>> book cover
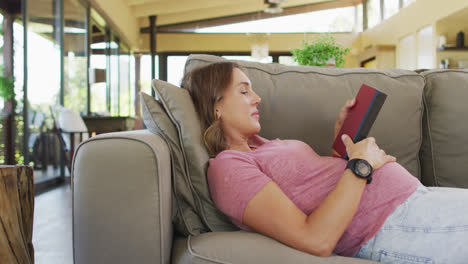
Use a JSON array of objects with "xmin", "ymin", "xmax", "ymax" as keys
[{"xmin": 332, "ymin": 84, "xmax": 387, "ymax": 159}]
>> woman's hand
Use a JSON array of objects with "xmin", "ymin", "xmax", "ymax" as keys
[
  {"xmin": 342, "ymin": 134, "xmax": 396, "ymax": 170},
  {"xmin": 334, "ymin": 98, "xmax": 356, "ymax": 140}
]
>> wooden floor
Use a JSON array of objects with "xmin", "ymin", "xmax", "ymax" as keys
[{"xmin": 33, "ymin": 183, "xmax": 73, "ymax": 264}]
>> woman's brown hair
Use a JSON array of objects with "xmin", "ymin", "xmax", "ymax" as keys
[{"xmin": 181, "ymin": 62, "xmax": 241, "ymax": 158}]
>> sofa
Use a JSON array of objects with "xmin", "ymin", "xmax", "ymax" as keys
[{"xmin": 72, "ymin": 54, "xmax": 468, "ymax": 264}]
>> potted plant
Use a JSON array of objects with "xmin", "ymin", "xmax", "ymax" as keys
[{"xmin": 291, "ymin": 34, "xmax": 351, "ymax": 67}]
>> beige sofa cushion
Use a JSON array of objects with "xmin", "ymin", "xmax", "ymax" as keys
[
  {"xmin": 185, "ymin": 54, "xmax": 425, "ymax": 179},
  {"xmin": 420, "ymin": 69, "xmax": 468, "ymax": 187}
]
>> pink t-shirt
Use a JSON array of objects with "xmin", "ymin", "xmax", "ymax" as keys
[{"xmin": 207, "ymin": 135, "xmax": 419, "ymax": 257}]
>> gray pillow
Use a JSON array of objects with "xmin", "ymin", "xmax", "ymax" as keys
[
  {"xmin": 140, "ymin": 92, "xmax": 208, "ymax": 235},
  {"xmin": 142, "ymin": 79, "xmax": 238, "ymax": 236}
]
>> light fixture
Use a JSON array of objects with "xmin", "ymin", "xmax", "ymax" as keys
[{"xmin": 263, "ymin": 0, "xmax": 287, "ymax": 14}]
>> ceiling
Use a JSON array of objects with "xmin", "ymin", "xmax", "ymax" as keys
[
  {"xmin": 125, "ymin": 0, "xmax": 359, "ymax": 30},
  {"xmin": 88, "ymin": 0, "xmax": 360, "ymax": 50}
]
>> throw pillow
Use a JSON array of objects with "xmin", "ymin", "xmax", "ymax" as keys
[
  {"xmin": 143, "ymin": 80, "xmax": 238, "ymax": 236},
  {"xmin": 151, "ymin": 80, "xmax": 238, "ymax": 233},
  {"xmin": 140, "ymin": 92, "xmax": 208, "ymax": 235}
]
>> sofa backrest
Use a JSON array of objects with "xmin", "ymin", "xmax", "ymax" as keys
[
  {"xmin": 420, "ymin": 69, "xmax": 468, "ymax": 187},
  {"xmin": 185, "ymin": 55, "xmax": 425, "ymax": 179}
]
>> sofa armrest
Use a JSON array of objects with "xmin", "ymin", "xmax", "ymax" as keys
[{"xmin": 72, "ymin": 129, "xmax": 172, "ymax": 264}]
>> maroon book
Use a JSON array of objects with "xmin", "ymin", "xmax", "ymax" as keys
[{"xmin": 332, "ymin": 84, "xmax": 387, "ymax": 159}]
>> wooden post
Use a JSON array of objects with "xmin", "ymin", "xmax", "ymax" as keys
[
  {"xmin": 3, "ymin": 13, "xmax": 16, "ymax": 165},
  {"xmin": 134, "ymin": 54, "xmax": 141, "ymax": 118},
  {"xmin": 149, "ymin": 15, "xmax": 157, "ymax": 97},
  {"xmin": 0, "ymin": 165, "xmax": 35, "ymax": 264}
]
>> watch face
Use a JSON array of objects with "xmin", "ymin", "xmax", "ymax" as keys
[{"xmin": 356, "ymin": 160, "xmax": 371, "ymax": 177}]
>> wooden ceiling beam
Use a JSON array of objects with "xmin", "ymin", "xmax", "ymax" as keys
[{"xmin": 140, "ymin": 0, "xmax": 361, "ymax": 33}]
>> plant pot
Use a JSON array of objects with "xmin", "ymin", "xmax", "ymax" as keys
[{"xmin": 325, "ymin": 57, "xmax": 336, "ymax": 67}]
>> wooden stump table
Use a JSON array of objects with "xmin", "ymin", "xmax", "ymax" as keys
[{"xmin": 0, "ymin": 165, "xmax": 35, "ymax": 264}]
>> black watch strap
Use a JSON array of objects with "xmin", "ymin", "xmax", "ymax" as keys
[{"xmin": 346, "ymin": 159, "xmax": 373, "ymax": 184}]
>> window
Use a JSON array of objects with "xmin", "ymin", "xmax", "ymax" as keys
[
  {"xmin": 367, "ymin": 0, "xmax": 381, "ymax": 29},
  {"xmin": 417, "ymin": 26, "xmax": 434, "ymax": 69},
  {"xmin": 399, "ymin": 34, "xmax": 416, "ymax": 70},
  {"xmin": 355, "ymin": 4, "xmax": 364, "ymax": 33},
  {"xmin": 222, "ymin": 55, "xmax": 273, "ymax": 64},
  {"xmin": 90, "ymin": 15, "xmax": 107, "ymax": 115},
  {"xmin": 109, "ymin": 34, "xmax": 119, "ymax": 116},
  {"xmin": 2, "ymin": 1, "xmax": 137, "ymax": 179},
  {"xmin": 384, "ymin": 0, "xmax": 399, "ymax": 19},
  {"xmin": 139, "ymin": 54, "xmax": 158, "ymax": 95},
  {"xmin": 27, "ymin": 0, "xmax": 62, "ymax": 179},
  {"xmin": 119, "ymin": 44, "xmax": 131, "ymax": 116},
  {"xmin": 63, "ymin": 0, "xmax": 87, "ymax": 115},
  {"xmin": 403, "ymin": 0, "xmax": 416, "ymax": 8},
  {"xmin": 27, "ymin": 1, "xmax": 61, "ymax": 112},
  {"xmin": 196, "ymin": 7, "xmax": 356, "ymax": 33},
  {"xmin": 279, "ymin": 56, "xmax": 298, "ymax": 66},
  {"xmin": 129, "ymin": 55, "xmax": 135, "ymax": 116},
  {"xmin": 168, "ymin": 56, "xmax": 187, "ymax": 86}
]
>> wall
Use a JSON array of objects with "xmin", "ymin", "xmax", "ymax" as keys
[
  {"xmin": 88, "ymin": 0, "xmax": 139, "ymax": 49},
  {"xmin": 358, "ymin": 0, "xmax": 468, "ymax": 69},
  {"xmin": 435, "ymin": 7, "xmax": 468, "ymax": 68},
  {"xmin": 359, "ymin": 0, "xmax": 468, "ymax": 49}
]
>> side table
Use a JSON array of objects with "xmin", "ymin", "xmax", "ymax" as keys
[{"xmin": 0, "ymin": 165, "xmax": 35, "ymax": 264}]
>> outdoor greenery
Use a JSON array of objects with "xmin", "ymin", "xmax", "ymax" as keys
[
  {"xmin": 0, "ymin": 69, "xmax": 14, "ymax": 100},
  {"xmin": 64, "ymin": 56, "xmax": 88, "ymax": 114},
  {"xmin": 291, "ymin": 34, "xmax": 351, "ymax": 67},
  {"xmin": 0, "ymin": 15, "xmax": 15, "ymax": 102}
]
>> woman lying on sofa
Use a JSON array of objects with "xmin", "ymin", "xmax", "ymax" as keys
[{"xmin": 181, "ymin": 62, "xmax": 468, "ymax": 264}]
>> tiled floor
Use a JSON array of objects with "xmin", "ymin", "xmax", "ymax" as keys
[
  {"xmin": 34, "ymin": 165, "xmax": 70, "ymax": 182},
  {"xmin": 33, "ymin": 184, "xmax": 73, "ymax": 264}
]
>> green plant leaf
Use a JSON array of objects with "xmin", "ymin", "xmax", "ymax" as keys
[{"xmin": 290, "ymin": 33, "xmax": 351, "ymax": 67}]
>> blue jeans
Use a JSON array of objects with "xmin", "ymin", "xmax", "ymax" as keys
[{"xmin": 354, "ymin": 184, "xmax": 468, "ymax": 264}]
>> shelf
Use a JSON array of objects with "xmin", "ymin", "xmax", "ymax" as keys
[{"xmin": 437, "ymin": 47, "xmax": 468, "ymax": 51}]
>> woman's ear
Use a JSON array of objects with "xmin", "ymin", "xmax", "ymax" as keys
[{"xmin": 215, "ymin": 109, "xmax": 221, "ymax": 120}]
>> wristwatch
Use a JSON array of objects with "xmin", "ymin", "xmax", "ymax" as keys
[{"xmin": 346, "ymin": 159, "xmax": 373, "ymax": 184}]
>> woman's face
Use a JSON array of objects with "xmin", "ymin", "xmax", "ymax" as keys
[{"xmin": 215, "ymin": 68, "xmax": 262, "ymax": 140}]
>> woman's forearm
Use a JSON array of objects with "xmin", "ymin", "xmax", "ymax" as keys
[{"xmin": 303, "ymin": 169, "xmax": 367, "ymax": 256}]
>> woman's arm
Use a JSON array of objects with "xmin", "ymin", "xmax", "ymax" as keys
[
  {"xmin": 243, "ymin": 135, "xmax": 396, "ymax": 257},
  {"xmin": 243, "ymin": 169, "xmax": 364, "ymax": 257}
]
